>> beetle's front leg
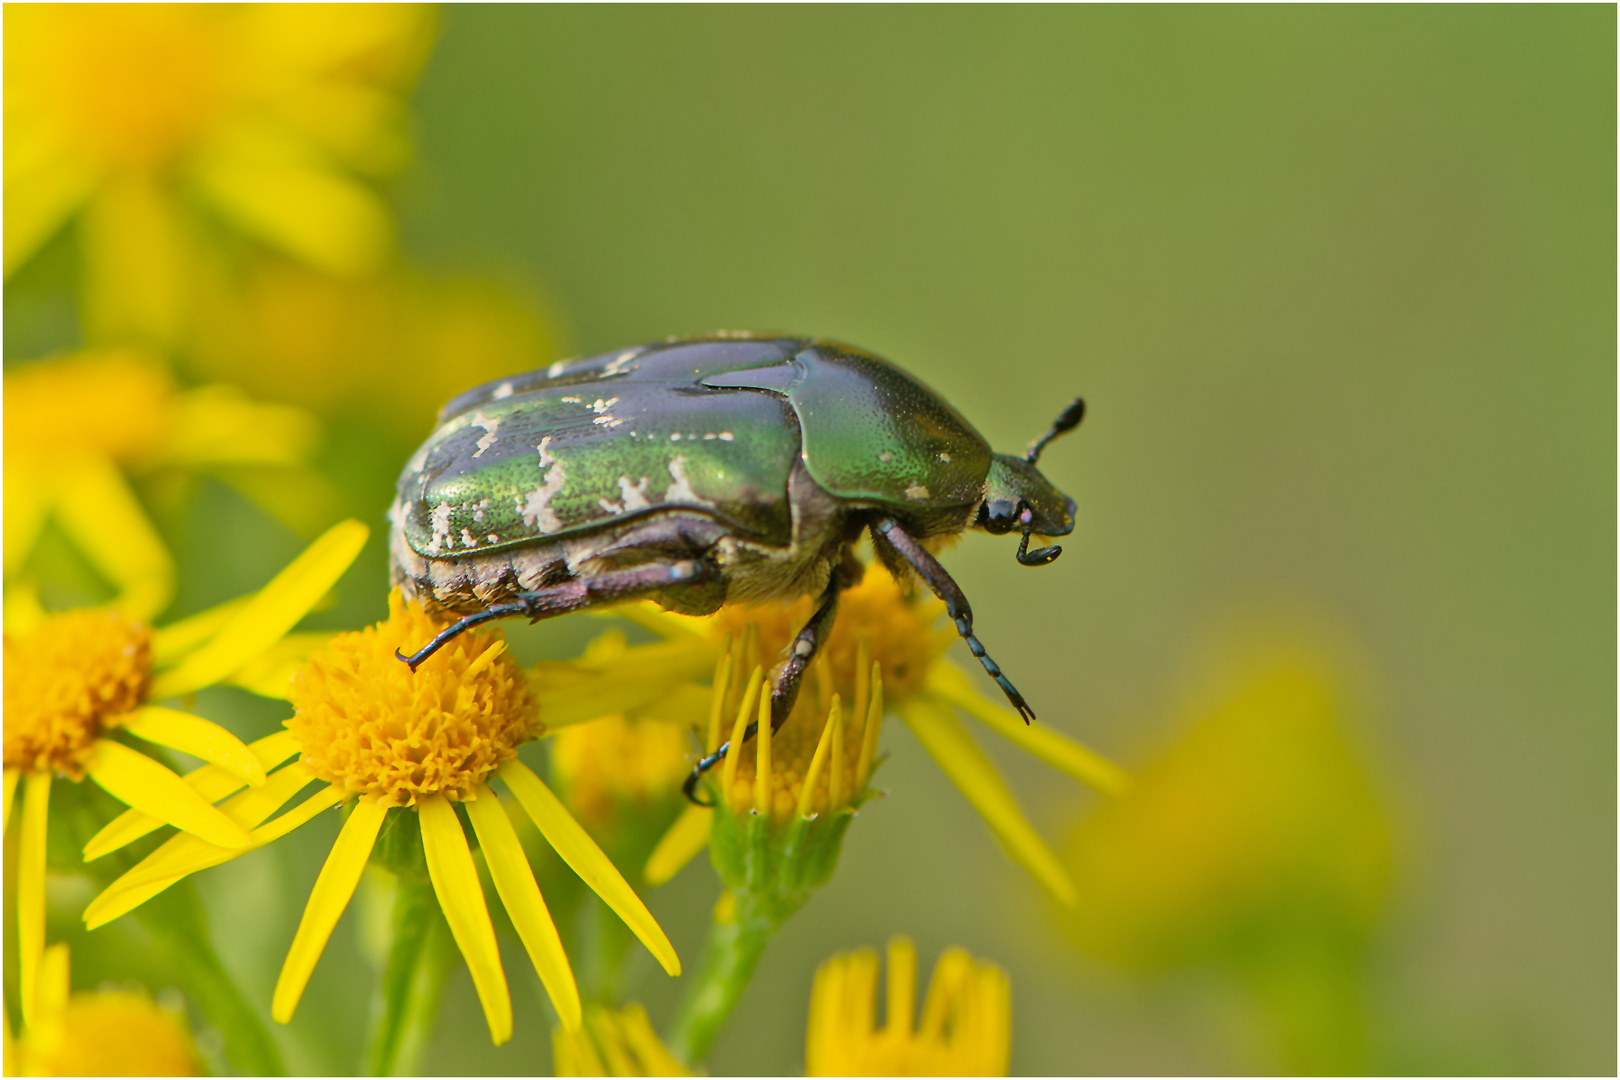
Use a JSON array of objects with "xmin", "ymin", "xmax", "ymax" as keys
[
  {"xmin": 871, "ymin": 516, "xmax": 1037, "ymax": 723},
  {"xmin": 682, "ymin": 577, "xmax": 843, "ymax": 804},
  {"xmin": 396, "ymin": 559, "xmax": 714, "ymax": 670}
]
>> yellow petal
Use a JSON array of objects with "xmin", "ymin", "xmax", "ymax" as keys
[
  {"xmin": 619, "ymin": 1002, "xmax": 690, "ymax": 1076},
  {"xmin": 898, "ymin": 699, "xmax": 1078, "ymax": 906},
  {"xmin": 84, "ymin": 730, "xmax": 300, "ymax": 860},
  {"xmin": 529, "ymin": 637, "xmax": 717, "ymax": 729},
  {"xmin": 17, "ymin": 771, "xmax": 50, "ymax": 1026},
  {"xmin": 79, "ymin": 178, "xmax": 192, "ymax": 344},
  {"xmin": 796, "ymin": 697, "xmax": 840, "ymax": 819},
  {"xmin": 499, "ymin": 760, "xmax": 680, "ymax": 976},
  {"xmin": 886, "ymin": 936, "xmax": 917, "ymax": 1036},
  {"xmin": 150, "ymin": 597, "xmax": 249, "ymax": 666},
  {"xmin": 855, "ymin": 662, "xmax": 884, "ymax": 790},
  {"xmin": 3, "ymin": 460, "xmax": 49, "ymax": 577},
  {"xmin": 3, "ymin": 768, "xmax": 18, "ymax": 833},
  {"xmin": 86, "ymin": 739, "xmax": 250, "ymax": 849},
  {"xmin": 192, "ymin": 124, "xmax": 391, "ymax": 276},
  {"xmin": 419, "ymin": 794, "xmax": 511, "ymax": 1045},
  {"xmin": 644, "ymin": 803, "xmax": 712, "ymax": 887},
  {"xmin": 928, "ymin": 664, "xmax": 1132, "ymax": 796},
  {"xmin": 36, "ymin": 942, "xmax": 71, "ymax": 1025},
  {"xmin": 272, "ymin": 799, "xmax": 386, "ymax": 1023},
  {"xmin": 3, "ymin": 134, "xmax": 96, "ymax": 276},
  {"xmin": 164, "ymin": 386, "xmax": 319, "ymax": 466},
  {"xmin": 85, "ymin": 770, "xmax": 336, "ymax": 930},
  {"xmin": 53, "ymin": 454, "xmax": 175, "ymax": 621},
  {"xmin": 754, "ymin": 674, "xmax": 772, "ymax": 814},
  {"xmin": 149, "ymin": 519, "xmax": 367, "ymax": 699},
  {"xmin": 120, "ymin": 706, "xmax": 267, "ymax": 788},
  {"xmin": 465, "ymin": 786, "xmax": 582, "ymax": 1033},
  {"xmin": 222, "ymin": 631, "xmax": 336, "ymax": 700}
]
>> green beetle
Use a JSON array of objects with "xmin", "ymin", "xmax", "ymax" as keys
[{"xmin": 390, "ymin": 334, "xmax": 1084, "ymax": 798}]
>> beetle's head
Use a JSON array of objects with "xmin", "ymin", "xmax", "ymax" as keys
[{"xmin": 976, "ymin": 398, "xmax": 1084, "ymax": 567}]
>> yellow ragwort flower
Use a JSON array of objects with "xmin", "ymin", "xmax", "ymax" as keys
[
  {"xmin": 6, "ymin": 3, "xmax": 434, "ymax": 342},
  {"xmin": 5, "ymin": 350, "xmax": 321, "ymax": 620},
  {"xmin": 552, "ymin": 1002, "xmax": 690, "ymax": 1078},
  {"xmin": 3, "ymin": 519, "xmax": 367, "ymax": 1033},
  {"xmin": 1055, "ymin": 635, "xmax": 1395, "ymax": 972},
  {"xmin": 82, "ymin": 591, "xmax": 681, "ymax": 1045},
  {"xmin": 806, "ymin": 937, "xmax": 1012, "ymax": 1077},
  {"xmin": 544, "ymin": 571, "xmax": 1130, "ymax": 902},
  {"xmin": 5, "ymin": 944, "xmax": 199, "ymax": 1076}
]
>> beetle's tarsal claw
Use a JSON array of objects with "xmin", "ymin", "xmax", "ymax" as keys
[
  {"xmin": 1015, "ymin": 528, "xmax": 1063, "ymax": 567},
  {"xmin": 394, "ymin": 647, "xmax": 421, "ymax": 671}
]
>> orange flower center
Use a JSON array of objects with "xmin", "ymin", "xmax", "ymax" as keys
[
  {"xmin": 288, "ymin": 593, "xmax": 539, "ymax": 807},
  {"xmin": 3, "ymin": 609, "xmax": 152, "ymax": 777}
]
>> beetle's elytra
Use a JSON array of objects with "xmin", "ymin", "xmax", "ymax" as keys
[{"xmin": 389, "ymin": 334, "xmax": 1084, "ymax": 800}]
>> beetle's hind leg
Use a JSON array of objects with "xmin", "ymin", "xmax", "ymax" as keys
[
  {"xmin": 682, "ymin": 577, "xmax": 843, "ymax": 804},
  {"xmin": 871, "ymin": 516, "xmax": 1037, "ymax": 723},
  {"xmin": 396, "ymin": 559, "xmax": 715, "ymax": 670}
]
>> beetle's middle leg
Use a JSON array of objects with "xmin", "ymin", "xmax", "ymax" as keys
[
  {"xmin": 871, "ymin": 516, "xmax": 1037, "ymax": 723},
  {"xmin": 396, "ymin": 559, "xmax": 715, "ymax": 670},
  {"xmin": 682, "ymin": 577, "xmax": 843, "ymax": 804}
]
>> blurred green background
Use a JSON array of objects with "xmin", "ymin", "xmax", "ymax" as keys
[{"xmin": 10, "ymin": 6, "xmax": 1613, "ymax": 1075}]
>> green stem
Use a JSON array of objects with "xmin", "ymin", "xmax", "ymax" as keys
[
  {"xmin": 367, "ymin": 869, "xmax": 451, "ymax": 1076},
  {"xmin": 665, "ymin": 892, "xmax": 777, "ymax": 1067}
]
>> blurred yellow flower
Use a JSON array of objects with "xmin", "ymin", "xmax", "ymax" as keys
[
  {"xmin": 553, "ymin": 1002, "xmax": 690, "ymax": 1078},
  {"xmin": 5, "ymin": 944, "xmax": 199, "ymax": 1076},
  {"xmin": 5, "ymin": 3, "xmax": 434, "ymax": 342},
  {"xmin": 188, "ymin": 258, "xmax": 560, "ymax": 435},
  {"xmin": 539, "ymin": 571, "xmax": 1129, "ymax": 903},
  {"xmin": 1054, "ymin": 636, "xmax": 1395, "ymax": 971},
  {"xmin": 806, "ymin": 937, "xmax": 1011, "ymax": 1077},
  {"xmin": 82, "ymin": 591, "xmax": 681, "ymax": 1046},
  {"xmin": 3, "ymin": 519, "xmax": 367, "ymax": 1033},
  {"xmin": 4, "ymin": 350, "xmax": 322, "ymax": 620}
]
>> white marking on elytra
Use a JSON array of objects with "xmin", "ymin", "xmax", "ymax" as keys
[
  {"xmin": 461, "ymin": 528, "xmax": 477, "ymax": 549},
  {"xmin": 520, "ymin": 458, "xmax": 568, "ymax": 533},
  {"xmin": 664, "ymin": 456, "xmax": 711, "ymax": 507},
  {"xmin": 937, "ymin": 451, "xmax": 952, "ymax": 463},
  {"xmin": 487, "ymin": 534, "xmax": 500, "ymax": 544},
  {"xmin": 670, "ymin": 432, "xmax": 681, "ymax": 441},
  {"xmin": 560, "ymin": 396, "xmax": 583, "ymax": 404},
  {"xmin": 878, "ymin": 451, "xmax": 894, "ymax": 464},
  {"xmin": 492, "ymin": 382, "xmax": 515, "ymax": 399},
  {"xmin": 905, "ymin": 483, "xmax": 930, "ymax": 500},
  {"xmin": 547, "ymin": 360, "xmax": 568, "ymax": 378},
  {"xmin": 601, "ymin": 350, "xmax": 637, "ymax": 376},
  {"xmin": 719, "ymin": 431, "xmax": 734, "ymax": 441},
  {"xmin": 536, "ymin": 436, "xmax": 556, "ymax": 467},
  {"xmin": 618, "ymin": 475, "xmax": 652, "ymax": 512},
  {"xmin": 428, "ymin": 501, "xmax": 454, "ymax": 555},
  {"xmin": 472, "ymin": 498, "xmax": 491, "ymax": 523},
  {"xmin": 469, "ymin": 411, "xmax": 501, "ymax": 457},
  {"xmin": 599, "ymin": 497, "xmax": 624, "ymax": 515}
]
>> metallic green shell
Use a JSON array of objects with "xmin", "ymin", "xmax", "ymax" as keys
[{"xmin": 396, "ymin": 335, "xmax": 998, "ymax": 562}]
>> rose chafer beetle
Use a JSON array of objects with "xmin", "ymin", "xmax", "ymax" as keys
[{"xmin": 389, "ymin": 334, "xmax": 1085, "ymax": 800}]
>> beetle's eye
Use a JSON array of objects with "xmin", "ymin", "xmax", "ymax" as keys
[{"xmin": 983, "ymin": 498, "xmax": 1019, "ymax": 534}]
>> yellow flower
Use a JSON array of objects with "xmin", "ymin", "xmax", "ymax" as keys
[
  {"xmin": 806, "ymin": 937, "xmax": 1012, "ymax": 1077},
  {"xmin": 5, "ymin": 350, "xmax": 322, "ymax": 620},
  {"xmin": 553, "ymin": 1003, "xmax": 690, "ymax": 1078},
  {"xmin": 5, "ymin": 3, "xmax": 434, "ymax": 343},
  {"xmin": 189, "ymin": 258, "xmax": 561, "ymax": 436},
  {"xmin": 5, "ymin": 943, "xmax": 200, "ymax": 1076},
  {"xmin": 1054, "ymin": 635, "xmax": 1395, "ymax": 971},
  {"xmin": 546, "ymin": 571, "xmax": 1130, "ymax": 902},
  {"xmin": 82, "ymin": 592, "xmax": 681, "ymax": 1045},
  {"xmin": 3, "ymin": 519, "xmax": 367, "ymax": 1033}
]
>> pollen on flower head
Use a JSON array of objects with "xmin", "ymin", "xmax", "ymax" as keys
[
  {"xmin": 709, "ymin": 570, "xmax": 952, "ymax": 706},
  {"xmin": 288, "ymin": 591, "xmax": 538, "ymax": 806},
  {"xmin": 3, "ymin": 609, "xmax": 151, "ymax": 777}
]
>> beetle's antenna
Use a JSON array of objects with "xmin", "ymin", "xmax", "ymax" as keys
[{"xmin": 1026, "ymin": 397, "xmax": 1086, "ymax": 464}]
